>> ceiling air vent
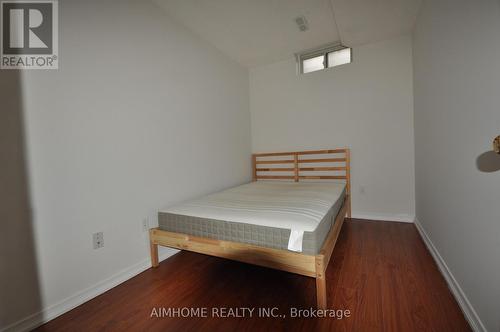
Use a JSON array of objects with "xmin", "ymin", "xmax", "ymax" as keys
[{"xmin": 295, "ymin": 15, "xmax": 309, "ymax": 32}]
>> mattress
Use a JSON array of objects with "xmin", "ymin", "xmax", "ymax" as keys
[{"xmin": 158, "ymin": 181, "xmax": 346, "ymax": 254}]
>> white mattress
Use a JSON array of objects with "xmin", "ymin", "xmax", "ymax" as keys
[{"xmin": 159, "ymin": 181, "xmax": 346, "ymax": 252}]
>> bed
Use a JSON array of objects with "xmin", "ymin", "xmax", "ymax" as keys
[{"xmin": 149, "ymin": 149, "xmax": 351, "ymax": 309}]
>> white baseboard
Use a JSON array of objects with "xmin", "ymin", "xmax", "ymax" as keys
[
  {"xmin": 351, "ymin": 212, "xmax": 415, "ymax": 223},
  {"xmin": 1, "ymin": 249, "xmax": 178, "ymax": 332},
  {"xmin": 414, "ymin": 219, "xmax": 486, "ymax": 332}
]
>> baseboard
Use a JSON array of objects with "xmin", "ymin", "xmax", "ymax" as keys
[
  {"xmin": 414, "ymin": 219, "xmax": 486, "ymax": 332},
  {"xmin": 1, "ymin": 248, "xmax": 178, "ymax": 332},
  {"xmin": 351, "ymin": 212, "xmax": 415, "ymax": 223}
]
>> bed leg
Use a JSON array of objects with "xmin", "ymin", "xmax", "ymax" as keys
[
  {"xmin": 315, "ymin": 255, "xmax": 327, "ymax": 309},
  {"xmin": 316, "ymin": 275, "xmax": 327, "ymax": 309},
  {"xmin": 150, "ymin": 239, "xmax": 159, "ymax": 268},
  {"xmin": 346, "ymin": 195, "xmax": 352, "ymax": 219}
]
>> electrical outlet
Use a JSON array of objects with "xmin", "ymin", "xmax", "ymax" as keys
[
  {"xmin": 360, "ymin": 186, "xmax": 366, "ymax": 194},
  {"xmin": 93, "ymin": 232, "xmax": 104, "ymax": 249},
  {"xmin": 142, "ymin": 218, "xmax": 149, "ymax": 232}
]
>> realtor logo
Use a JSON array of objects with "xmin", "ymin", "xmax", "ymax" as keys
[{"xmin": 1, "ymin": 0, "xmax": 58, "ymax": 69}]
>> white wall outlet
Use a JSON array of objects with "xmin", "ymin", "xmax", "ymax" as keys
[
  {"xmin": 93, "ymin": 232, "xmax": 104, "ymax": 249},
  {"xmin": 360, "ymin": 186, "xmax": 366, "ymax": 194},
  {"xmin": 142, "ymin": 218, "xmax": 149, "ymax": 232}
]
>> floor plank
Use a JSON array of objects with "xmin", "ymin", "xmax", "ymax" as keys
[{"xmin": 35, "ymin": 219, "xmax": 471, "ymax": 332}]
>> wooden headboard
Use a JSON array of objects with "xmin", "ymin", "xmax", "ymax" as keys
[{"xmin": 252, "ymin": 148, "xmax": 351, "ymax": 197}]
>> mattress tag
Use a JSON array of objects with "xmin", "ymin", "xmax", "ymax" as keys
[{"xmin": 288, "ymin": 229, "xmax": 304, "ymax": 252}]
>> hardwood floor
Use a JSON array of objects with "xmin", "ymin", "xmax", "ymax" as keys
[{"xmin": 35, "ymin": 219, "xmax": 471, "ymax": 332}]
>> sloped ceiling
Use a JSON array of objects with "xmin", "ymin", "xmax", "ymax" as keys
[
  {"xmin": 332, "ymin": 0, "xmax": 422, "ymax": 46},
  {"xmin": 154, "ymin": 0, "xmax": 421, "ymax": 67}
]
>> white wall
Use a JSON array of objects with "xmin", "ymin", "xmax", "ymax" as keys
[
  {"xmin": 413, "ymin": 1, "xmax": 500, "ymax": 331},
  {"xmin": 250, "ymin": 35, "xmax": 415, "ymax": 221},
  {"xmin": 14, "ymin": 0, "xmax": 251, "ymax": 328},
  {"xmin": 0, "ymin": 71, "xmax": 42, "ymax": 330}
]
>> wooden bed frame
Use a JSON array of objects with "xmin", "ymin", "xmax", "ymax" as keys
[{"xmin": 149, "ymin": 148, "xmax": 351, "ymax": 309}]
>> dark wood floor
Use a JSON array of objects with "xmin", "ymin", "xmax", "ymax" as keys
[{"xmin": 36, "ymin": 219, "xmax": 470, "ymax": 332}]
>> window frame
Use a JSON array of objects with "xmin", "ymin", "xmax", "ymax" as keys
[{"xmin": 296, "ymin": 43, "xmax": 352, "ymax": 74}]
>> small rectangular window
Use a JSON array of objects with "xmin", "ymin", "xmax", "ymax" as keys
[
  {"xmin": 302, "ymin": 55, "xmax": 325, "ymax": 74},
  {"xmin": 297, "ymin": 44, "xmax": 351, "ymax": 74},
  {"xmin": 327, "ymin": 48, "xmax": 351, "ymax": 68}
]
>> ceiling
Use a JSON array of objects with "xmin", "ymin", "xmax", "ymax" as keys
[{"xmin": 154, "ymin": 0, "xmax": 421, "ymax": 67}]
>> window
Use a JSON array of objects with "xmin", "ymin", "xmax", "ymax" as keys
[
  {"xmin": 297, "ymin": 44, "xmax": 352, "ymax": 74},
  {"xmin": 302, "ymin": 55, "xmax": 324, "ymax": 73},
  {"xmin": 327, "ymin": 48, "xmax": 351, "ymax": 68}
]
